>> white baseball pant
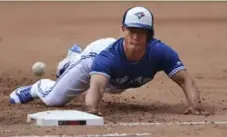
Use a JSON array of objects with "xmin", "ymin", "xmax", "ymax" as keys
[{"xmin": 29, "ymin": 37, "xmax": 123, "ymax": 106}]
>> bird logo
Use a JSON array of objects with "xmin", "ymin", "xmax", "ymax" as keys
[{"xmin": 134, "ymin": 12, "xmax": 145, "ymax": 19}]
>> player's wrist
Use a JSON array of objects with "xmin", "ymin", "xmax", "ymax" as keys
[{"xmin": 189, "ymin": 98, "xmax": 201, "ymax": 109}]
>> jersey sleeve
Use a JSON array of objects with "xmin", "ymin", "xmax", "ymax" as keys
[
  {"xmin": 158, "ymin": 45, "xmax": 185, "ymax": 77},
  {"xmin": 90, "ymin": 51, "xmax": 114, "ymax": 79}
]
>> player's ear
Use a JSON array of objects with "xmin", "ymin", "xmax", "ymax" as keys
[
  {"xmin": 120, "ymin": 26, "xmax": 126, "ymax": 37},
  {"xmin": 121, "ymin": 26, "xmax": 124, "ymax": 32}
]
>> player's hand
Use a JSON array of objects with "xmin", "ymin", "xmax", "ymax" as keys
[
  {"xmin": 184, "ymin": 106, "xmax": 209, "ymax": 115},
  {"xmin": 87, "ymin": 109, "xmax": 103, "ymax": 116},
  {"xmin": 82, "ymin": 105, "xmax": 103, "ymax": 116}
]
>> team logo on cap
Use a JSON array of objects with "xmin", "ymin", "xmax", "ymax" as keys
[{"xmin": 134, "ymin": 12, "xmax": 145, "ymax": 19}]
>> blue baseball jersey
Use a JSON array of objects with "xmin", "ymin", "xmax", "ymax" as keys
[{"xmin": 90, "ymin": 38, "xmax": 185, "ymax": 89}]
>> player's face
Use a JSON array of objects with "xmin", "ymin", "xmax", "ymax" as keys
[{"xmin": 122, "ymin": 27, "xmax": 148, "ymax": 48}]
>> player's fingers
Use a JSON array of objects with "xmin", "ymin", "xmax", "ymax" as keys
[
  {"xmin": 200, "ymin": 110, "xmax": 210, "ymax": 115},
  {"xmin": 97, "ymin": 111, "xmax": 103, "ymax": 116},
  {"xmin": 194, "ymin": 110, "xmax": 201, "ymax": 115},
  {"xmin": 184, "ymin": 107, "xmax": 200, "ymax": 115},
  {"xmin": 88, "ymin": 110, "xmax": 103, "ymax": 116},
  {"xmin": 193, "ymin": 108, "xmax": 210, "ymax": 115},
  {"xmin": 184, "ymin": 108, "xmax": 191, "ymax": 115}
]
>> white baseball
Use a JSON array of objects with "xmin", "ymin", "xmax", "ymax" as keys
[{"xmin": 32, "ymin": 62, "xmax": 46, "ymax": 76}]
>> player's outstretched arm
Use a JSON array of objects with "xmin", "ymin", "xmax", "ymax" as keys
[
  {"xmin": 84, "ymin": 74, "xmax": 109, "ymax": 116},
  {"xmin": 171, "ymin": 69, "xmax": 208, "ymax": 115}
]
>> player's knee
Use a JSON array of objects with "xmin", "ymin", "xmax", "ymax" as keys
[
  {"xmin": 43, "ymin": 99, "xmax": 66, "ymax": 107},
  {"xmin": 41, "ymin": 92, "xmax": 71, "ymax": 107},
  {"xmin": 43, "ymin": 95, "xmax": 73, "ymax": 107},
  {"xmin": 56, "ymin": 59, "xmax": 70, "ymax": 78}
]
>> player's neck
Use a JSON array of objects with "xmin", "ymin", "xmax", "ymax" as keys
[{"xmin": 123, "ymin": 40, "xmax": 146, "ymax": 62}]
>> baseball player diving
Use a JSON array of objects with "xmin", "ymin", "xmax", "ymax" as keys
[{"xmin": 9, "ymin": 6, "xmax": 208, "ymax": 116}]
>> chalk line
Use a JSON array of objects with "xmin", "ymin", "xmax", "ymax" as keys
[
  {"xmin": 11, "ymin": 121, "xmax": 227, "ymax": 137},
  {"xmin": 12, "ymin": 133, "xmax": 150, "ymax": 137},
  {"xmin": 116, "ymin": 121, "xmax": 227, "ymax": 126}
]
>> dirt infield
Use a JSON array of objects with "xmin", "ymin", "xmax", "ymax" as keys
[{"xmin": 0, "ymin": 1, "xmax": 227, "ymax": 137}]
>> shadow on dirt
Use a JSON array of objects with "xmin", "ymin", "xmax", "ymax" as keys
[{"xmin": 101, "ymin": 101, "xmax": 186, "ymax": 115}]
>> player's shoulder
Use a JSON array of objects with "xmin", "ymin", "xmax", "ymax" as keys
[
  {"xmin": 91, "ymin": 38, "xmax": 123, "ymax": 72},
  {"xmin": 148, "ymin": 38, "xmax": 173, "ymax": 51},
  {"xmin": 147, "ymin": 38, "xmax": 178, "ymax": 57},
  {"xmin": 104, "ymin": 37, "xmax": 123, "ymax": 50},
  {"xmin": 92, "ymin": 37, "xmax": 124, "ymax": 68},
  {"xmin": 99, "ymin": 37, "xmax": 124, "ymax": 55}
]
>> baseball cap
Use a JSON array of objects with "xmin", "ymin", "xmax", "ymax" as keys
[{"xmin": 122, "ymin": 6, "xmax": 154, "ymax": 30}]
